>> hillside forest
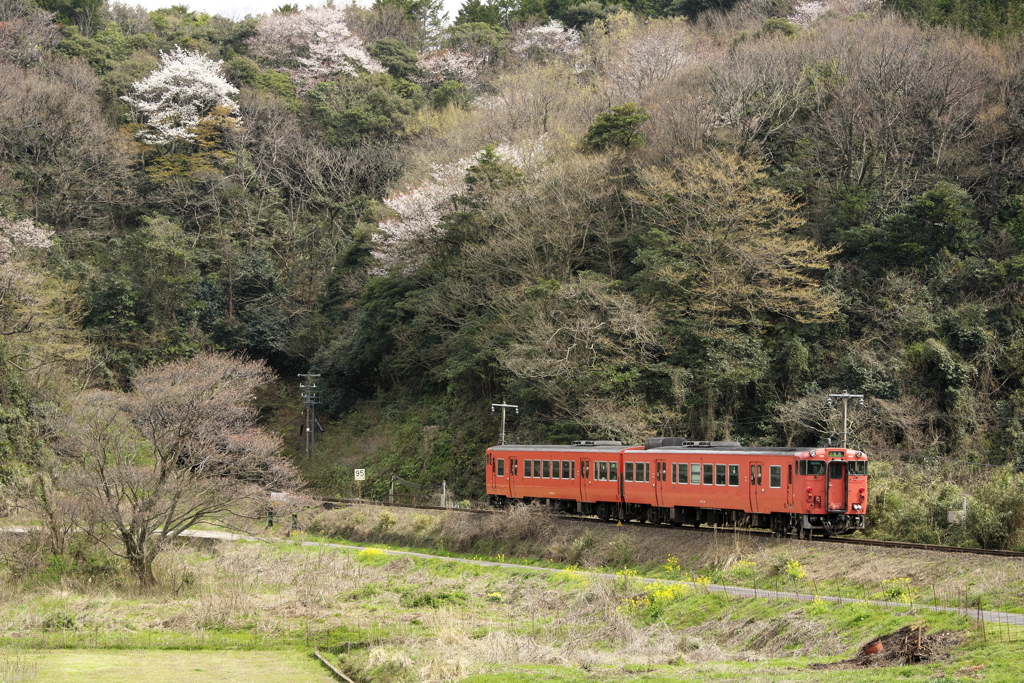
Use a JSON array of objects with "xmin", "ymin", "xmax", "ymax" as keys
[{"xmin": 4, "ymin": 0, "xmax": 1024, "ymax": 563}]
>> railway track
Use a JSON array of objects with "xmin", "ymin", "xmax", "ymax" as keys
[{"xmin": 318, "ymin": 497, "xmax": 1024, "ymax": 559}]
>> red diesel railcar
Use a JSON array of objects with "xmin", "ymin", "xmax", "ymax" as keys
[{"xmin": 485, "ymin": 438, "xmax": 868, "ymax": 536}]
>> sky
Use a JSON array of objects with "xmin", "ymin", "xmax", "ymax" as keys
[{"xmin": 128, "ymin": 0, "xmax": 465, "ymax": 23}]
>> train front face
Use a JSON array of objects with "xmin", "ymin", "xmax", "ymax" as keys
[{"xmin": 797, "ymin": 447, "xmax": 867, "ymax": 534}]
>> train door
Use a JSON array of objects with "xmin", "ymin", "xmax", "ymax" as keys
[
  {"xmin": 787, "ymin": 464, "xmax": 794, "ymax": 508},
  {"xmin": 580, "ymin": 458, "xmax": 592, "ymax": 502},
  {"xmin": 748, "ymin": 461, "xmax": 763, "ymax": 512},
  {"xmin": 654, "ymin": 459, "xmax": 667, "ymax": 507},
  {"xmin": 827, "ymin": 460, "xmax": 847, "ymax": 511},
  {"xmin": 508, "ymin": 458, "xmax": 518, "ymax": 498}
]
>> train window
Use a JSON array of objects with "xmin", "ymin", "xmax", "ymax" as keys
[
  {"xmin": 670, "ymin": 463, "xmax": 676, "ymax": 483},
  {"xmin": 534, "ymin": 460, "xmax": 540, "ymax": 477},
  {"xmin": 543, "ymin": 460, "xmax": 551, "ymax": 478},
  {"xmin": 770, "ymin": 465, "xmax": 781, "ymax": 488},
  {"xmin": 756, "ymin": 465, "xmax": 762, "ymax": 486},
  {"xmin": 497, "ymin": 459, "xmax": 505, "ymax": 476},
  {"xmin": 802, "ymin": 458, "xmax": 827, "ymax": 475},
  {"xmin": 571, "ymin": 461, "xmax": 576, "ymax": 479},
  {"xmin": 625, "ymin": 462, "xmax": 634, "ymax": 482},
  {"xmin": 582, "ymin": 461, "xmax": 589, "ymax": 478},
  {"xmin": 679, "ymin": 463, "xmax": 688, "ymax": 484},
  {"xmin": 640, "ymin": 463, "xmax": 650, "ymax": 483},
  {"xmin": 716, "ymin": 464, "xmax": 726, "ymax": 485},
  {"xmin": 524, "ymin": 460, "xmax": 532, "ymax": 478},
  {"xmin": 552, "ymin": 461, "xmax": 560, "ymax": 479},
  {"xmin": 660, "ymin": 462, "xmax": 667, "ymax": 481},
  {"xmin": 691, "ymin": 463, "xmax": 701, "ymax": 484},
  {"xmin": 703, "ymin": 464, "xmax": 713, "ymax": 485},
  {"xmin": 597, "ymin": 461, "xmax": 607, "ymax": 481},
  {"xmin": 609, "ymin": 462, "xmax": 618, "ymax": 481},
  {"xmin": 728, "ymin": 464, "xmax": 739, "ymax": 486},
  {"xmin": 848, "ymin": 461, "xmax": 867, "ymax": 476},
  {"xmin": 512, "ymin": 459, "xmax": 518, "ymax": 476},
  {"xmin": 562, "ymin": 461, "xmax": 571, "ymax": 479},
  {"xmin": 830, "ymin": 463, "xmax": 845, "ymax": 479}
]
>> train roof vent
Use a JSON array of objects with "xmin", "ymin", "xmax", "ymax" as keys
[
  {"xmin": 644, "ymin": 438, "xmax": 744, "ymax": 449},
  {"xmin": 644, "ymin": 437, "xmax": 688, "ymax": 449},
  {"xmin": 571, "ymin": 440, "xmax": 623, "ymax": 447}
]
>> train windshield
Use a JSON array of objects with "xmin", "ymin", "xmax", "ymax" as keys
[
  {"xmin": 848, "ymin": 461, "xmax": 867, "ymax": 476},
  {"xmin": 801, "ymin": 460, "xmax": 826, "ymax": 476}
]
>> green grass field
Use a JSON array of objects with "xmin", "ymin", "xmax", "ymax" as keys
[{"xmin": 0, "ymin": 650, "xmax": 335, "ymax": 683}]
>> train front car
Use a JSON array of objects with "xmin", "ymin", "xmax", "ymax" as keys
[
  {"xmin": 623, "ymin": 439, "xmax": 868, "ymax": 536},
  {"xmin": 485, "ymin": 440, "xmax": 625, "ymax": 517},
  {"xmin": 794, "ymin": 447, "xmax": 868, "ymax": 536}
]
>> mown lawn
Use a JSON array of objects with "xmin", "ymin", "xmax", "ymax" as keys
[{"xmin": 0, "ymin": 649, "xmax": 335, "ymax": 683}]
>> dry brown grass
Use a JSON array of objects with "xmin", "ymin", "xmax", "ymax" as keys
[
  {"xmin": 1, "ymin": 503, "xmax": 1018, "ymax": 680},
  {"xmin": 309, "ymin": 503, "xmax": 1024, "ymax": 605}
]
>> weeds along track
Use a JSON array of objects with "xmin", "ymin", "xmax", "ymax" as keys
[{"xmin": 317, "ymin": 497, "xmax": 1024, "ymax": 559}]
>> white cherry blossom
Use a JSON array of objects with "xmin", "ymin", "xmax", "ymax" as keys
[{"xmin": 121, "ymin": 47, "xmax": 240, "ymax": 145}]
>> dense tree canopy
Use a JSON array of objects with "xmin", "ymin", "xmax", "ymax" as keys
[{"xmin": 5, "ymin": 0, "xmax": 1024, "ymax": 556}]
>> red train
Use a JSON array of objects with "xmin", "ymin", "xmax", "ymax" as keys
[{"xmin": 485, "ymin": 438, "xmax": 868, "ymax": 536}]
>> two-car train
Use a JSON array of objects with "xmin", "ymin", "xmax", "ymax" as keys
[{"xmin": 485, "ymin": 438, "xmax": 868, "ymax": 536}]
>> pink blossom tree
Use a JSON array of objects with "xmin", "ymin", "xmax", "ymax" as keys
[
  {"xmin": 54, "ymin": 353, "xmax": 303, "ymax": 587},
  {"xmin": 415, "ymin": 48, "xmax": 484, "ymax": 86},
  {"xmin": 788, "ymin": 0, "xmax": 881, "ymax": 28},
  {"xmin": 372, "ymin": 141, "xmax": 546, "ymax": 273},
  {"xmin": 510, "ymin": 20, "xmax": 581, "ymax": 63},
  {"xmin": 247, "ymin": 6, "xmax": 383, "ymax": 92}
]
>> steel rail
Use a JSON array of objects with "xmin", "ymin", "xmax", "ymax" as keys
[{"xmin": 317, "ymin": 497, "xmax": 1024, "ymax": 559}]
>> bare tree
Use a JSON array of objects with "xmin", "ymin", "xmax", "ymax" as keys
[{"xmin": 54, "ymin": 353, "xmax": 301, "ymax": 587}]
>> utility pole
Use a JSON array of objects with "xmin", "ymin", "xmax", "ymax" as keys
[
  {"xmin": 827, "ymin": 391, "xmax": 864, "ymax": 448},
  {"xmin": 490, "ymin": 401, "xmax": 519, "ymax": 445},
  {"xmin": 299, "ymin": 372, "xmax": 323, "ymax": 458}
]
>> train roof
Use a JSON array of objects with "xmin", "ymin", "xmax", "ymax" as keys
[
  {"xmin": 489, "ymin": 444, "xmax": 628, "ymax": 454},
  {"xmin": 642, "ymin": 446, "xmax": 810, "ymax": 456}
]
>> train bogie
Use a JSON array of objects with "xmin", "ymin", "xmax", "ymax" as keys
[{"xmin": 485, "ymin": 440, "xmax": 868, "ymax": 535}]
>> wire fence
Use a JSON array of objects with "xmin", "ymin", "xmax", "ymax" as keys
[{"xmin": 729, "ymin": 574, "xmax": 1024, "ymax": 643}]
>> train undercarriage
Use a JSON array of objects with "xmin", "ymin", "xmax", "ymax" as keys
[{"xmin": 487, "ymin": 495, "xmax": 865, "ymax": 537}]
